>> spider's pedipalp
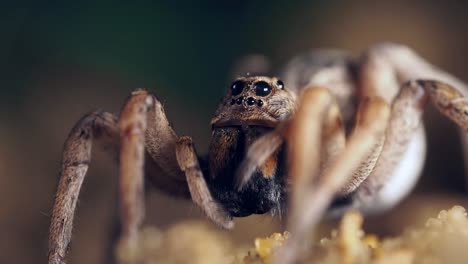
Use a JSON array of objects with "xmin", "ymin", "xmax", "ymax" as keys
[
  {"xmin": 176, "ymin": 136, "xmax": 234, "ymax": 229},
  {"xmin": 48, "ymin": 111, "xmax": 119, "ymax": 264}
]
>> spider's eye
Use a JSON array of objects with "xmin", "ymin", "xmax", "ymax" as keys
[
  {"xmin": 254, "ymin": 81, "xmax": 272, "ymax": 96},
  {"xmin": 276, "ymin": 80, "xmax": 284, "ymax": 90},
  {"xmin": 231, "ymin": 80, "xmax": 245, "ymax": 96}
]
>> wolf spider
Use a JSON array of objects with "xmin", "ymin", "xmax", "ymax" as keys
[{"xmin": 48, "ymin": 43, "xmax": 468, "ymax": 264}]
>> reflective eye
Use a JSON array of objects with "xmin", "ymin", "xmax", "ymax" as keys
[
  {"xmin": 231, "ymin": 80, "xmax": 244, "ymax": 96},
  {"xmin": 254, "ymin": 81, "xmax": 272, "ymax": 96},
  {"xmin": 276, "ymin": 80, "xmax": 284, "ymax": 90}
]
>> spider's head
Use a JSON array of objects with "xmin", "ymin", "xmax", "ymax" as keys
[
  {"xmin": 207, "ymin": 76, "xmax": 295, "ymax": 217},
  {"xmin": 210, "ymin": 76, "xmax": 296, "ymax": 129}
]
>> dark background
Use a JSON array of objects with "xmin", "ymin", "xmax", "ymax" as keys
[{"xmin": 2, "ymin": 1, "xmax": 468, "ymax": 263}]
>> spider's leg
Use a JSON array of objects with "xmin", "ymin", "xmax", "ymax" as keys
[
  {"xmin": 48, "ymin": 112, "xmax": 119, "ymax": 264},
  {"xmin": 277, "ymin": 96, "xmax": 390, "ymax": 264},
  {"xmin": 360, "ymin": 43, "xmax": 468, "ymax": 102},
  {"xmin": 416, "ymin": 79, "xmax": 468, "ymax": 128},
  {"xmin": 175, "ymin": 136, "xmax": 234, "ymax": 229},
  {"xmin": 287, "ymin": 87, "xmax": 346, "ymax": 219},
  {"xmin": 319, "ymin": 97, "xmax": 347, "ymax": 172},
  {"xmin": 356, "ymin": 43, "xmax": 468, "ymax": 206},
  {"xmin": 358, "ymin": 80, "xmax": 468, "ymax": 206},
  {"xmin": 143, "ymin": 91, "xmax": 190, "ymax": 197},
  {"xmin": 119, "ymin": 87, "xmax": 239, "ymax": 250},
  {"xmin": 117, "ymin": 91, "xmax": 153, "ymax": 254},
  {"xmin": 361, "ymin": 43, "xmax": 468, "ymax": 184},
  {"xmin": 356, "ymin": 81, "xmax": 427, "ymax": 207},
  {"xmin": 116, "ymin": 89, "xmax": 233, "ymax": 262},
  {"xmin": 270, "ymin": 86, "xmax": 346, "ymax": 263}
]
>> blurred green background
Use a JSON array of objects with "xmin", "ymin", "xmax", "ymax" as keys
[{"xmin": 2, "ymin": 1, "xmax": 468, "ymax": 263}]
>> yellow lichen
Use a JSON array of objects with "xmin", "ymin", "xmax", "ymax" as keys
[
  {"xmin": 118, "ymin": 206, "xmax": 468, "ymax": 264},
  {"xmin": 311, "ymin": 205, "xmax": 468, "ymax": 264}
]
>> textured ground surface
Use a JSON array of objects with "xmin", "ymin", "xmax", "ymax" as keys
[{"xmin": 116, "ymin": 205, "xmax": 468, "ymax": 264}]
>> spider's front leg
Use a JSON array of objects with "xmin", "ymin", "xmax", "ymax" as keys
[
  {"xmin": 277, "ymin": 88, "xmax": 390, "ymax": 264},
  {"xmin": 116, "ymin": 90, "xmax": 233, "ymax": 257},
  {"xmin": 286, "ymin": 87, "xmax": 346, "ymax": 230}
]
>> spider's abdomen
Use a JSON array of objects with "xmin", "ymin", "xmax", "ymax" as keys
[{"xmin": 206, "ymin": 127, "xmax": 286, "ymax": 217}]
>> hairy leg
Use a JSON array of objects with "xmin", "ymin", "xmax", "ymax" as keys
[
  {"xmin": 175, "ymin": 136, "xmax": 234, "ymax": 228},
  {"xmin": 272, "ymin": 87, "xmax": 349, "ymax": 263},
  {"xmin": 320, "ymin": 100, "xmax": 347, "ymax": 172},
  {"xmin": 49, "ymin": 89, "xmax": 193, "ymax": 264},
  {"xmin": 117, "ymin": 90, "xmax": 153, "ymax": 255},
  {"xmin": 361, "ymin": 43, "xmax": 468, "ymax": 189},
  {"xmin": 116, "ymin": 89, "xmax": 198, "ymax": 258},
  {"xmin": 360, "ymin": 43, "xmax": 468, "ymax": 102},
  {"xmin": 278, "ymin": 96, "xmax": 390, "ymax": 264},
  {"xmin": 356, "ymin": 81, "xmax": 427, "ymax": 207},
  {"xmin": 48, "ymin": 111, "xmax": 119, "ymax": 264},
  {"xmin": 144, "ymin": 94, "xmax": 189, "ymax": 196},
  {"xmin": 358, "ymin": 80, "xmax": 468, "ymax": 207},
  {"xmin": 357, "ymin": 43, "xmax": 468, "ymax": 207},
  {"xmin": 286, "ymin": 87, "xmax": 346, "ymax": 222}
]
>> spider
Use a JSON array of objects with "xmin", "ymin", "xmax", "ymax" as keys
[{"xmin": 48, "ymin": 43, "xmax": 468, "ymax": 264}]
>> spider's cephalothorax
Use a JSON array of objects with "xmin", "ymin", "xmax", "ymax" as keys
[{"xmin": 207, "ymin": 76, "xmax": 296, "ymax": 217}]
